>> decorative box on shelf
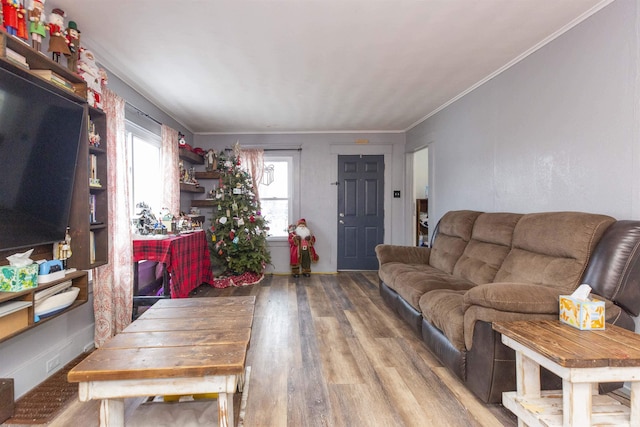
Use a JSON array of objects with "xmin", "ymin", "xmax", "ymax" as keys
[{"xmin": 0, "ymin": 264, "xmax": 39, "ymax": 292}]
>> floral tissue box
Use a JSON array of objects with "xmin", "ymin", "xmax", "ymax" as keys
[{"xmin": 0, "ymin": 264, "xmax": 39, "ymax": 292}]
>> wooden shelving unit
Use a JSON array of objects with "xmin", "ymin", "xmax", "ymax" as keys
[
  {"xmin": 0, "ymin": 270, "xmax": 89, "ymax": 343},
  {"xmin": 179, "ymin": 148, "xmax": 219, "ymax": 219},
  {"xmin": 68, "ymin": 106, "xmax": 109, "ymax": 269},
  {"xmin": 0, "ymin": 29, "xmax": 86, "ymax": 101},
  {"xmin": 1, "ymin": 29, "xmax": 107, "ymax": 270},
  {"xmin": 0, "ymin": 32, "xmax": 96, "ymax": 342}
]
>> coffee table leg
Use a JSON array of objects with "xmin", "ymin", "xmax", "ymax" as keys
[
  {"xmin": 218, "ymin": 392, "xmax": 235, "ymax": 427},
  {"xmin": 99, "ymin": 398, "xmax": 125, "ymax": 427}
]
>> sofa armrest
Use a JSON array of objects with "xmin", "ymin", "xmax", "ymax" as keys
[
  {"xmin": 463, "ymin": 282, "xmax": 561, "ymax": 314},
  {"xmin": 375, "ymin": 244, "xmax": 431, "ymax": 265}
]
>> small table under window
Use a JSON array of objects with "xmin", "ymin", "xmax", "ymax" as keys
[{"xmin": 132, "ymin": 230, "xmax": 214, "ymax": 318}]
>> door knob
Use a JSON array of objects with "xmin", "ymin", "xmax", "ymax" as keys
[{"xmin": 339, "ymin": 220, "xmax": 344, "ymax": 224}]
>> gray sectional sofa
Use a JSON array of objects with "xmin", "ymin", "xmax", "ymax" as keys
[{"xmin": 376, "ymin": 210, "xmax": 640, "ymax": 403}]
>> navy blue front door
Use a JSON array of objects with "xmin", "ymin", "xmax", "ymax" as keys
[{"xmin": 337, "ymin": 155, "xmax": 384, "ymax": 270}]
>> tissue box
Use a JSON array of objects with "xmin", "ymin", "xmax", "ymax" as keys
[
  {"xmin": 559, "ymin": 295, "xmax": 605, "ymax": 330},
  {"xmin": 0, "ymin": 264, "xmax": 39, "ymax": 292}
]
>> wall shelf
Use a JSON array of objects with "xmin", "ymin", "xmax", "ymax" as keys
[
  {"xmin": 194, "ymin": 171, "xmax": 220, "ymax": 180},
  {"xmin": 179, "ymin": 148, "xmax": 204, "ymax": 164},
  {"xmin": 180, "ymin": 183, "xmax": 205, "ymax": 193},
  {"xmin": 191, "ymin": 199, "xmax": 217, "ymax": 207},
  {"xmin": 0, "ymin": 270, "xmax": 88, "ymax": 343}
]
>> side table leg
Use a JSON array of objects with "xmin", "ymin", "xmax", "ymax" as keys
[
  {"xmin": 631, "ymin": 381, "xmax": 640, "ymax": 426},
  {"xmin": 99, "ymin": 398, "xmax": 125, "ymax": 427},
  {"xmin": 562, "ymin": 380, "xmax": 591, "ymax": 427},
  {"xmin": 516, "ymin": 351, "xmax": 540, "ymax": 397}
]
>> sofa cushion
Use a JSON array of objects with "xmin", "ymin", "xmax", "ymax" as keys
[
  {"xmin": 493, "ymin": 212, "xmax": 615, "ymax": 293},
  {"xmin": 463, "ymin": 282, "xmax": 561, "ymax": 314},
  {"xmin": 453, "ymin": 213, "xmax": 522, "ymax": 284},
  {"xmin": 420, "ymin": 289, "xmax": 468, "ymax": 351},
  {"xmin": 391, "ymin": 266, "xmax": 476, "ymax": 311},
  {"xmin": 429, "ymin": 210, "xmax": 482, "ymax": 274}
]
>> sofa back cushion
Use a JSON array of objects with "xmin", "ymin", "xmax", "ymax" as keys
[
  {"xmin": 429, "ymin": 210, "xmax": 482, "ymax": 274},
  {"xmin": 581, "ymin": 220, "xmax": 640, "ymax": 316},
  {"xmin": 453, "ymin": 212, "xmax": 523, "ymax": 284},
  {"xmin": 494, "ymin": 212, "xmax": 615, "ymax": 292}
]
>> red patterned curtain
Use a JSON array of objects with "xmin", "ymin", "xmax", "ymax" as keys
[
  {"xmin": 161, "ymin": 125, "xmax": 179, "ymax": 214},
  {"xmin": 240, "ymin": 148, "xmax": 264, "ymax": 201},
  {"xmin": 93, "ymin": 87, "xmax": 133, "ymax": 347}
]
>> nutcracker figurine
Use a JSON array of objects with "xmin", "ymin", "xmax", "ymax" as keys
[
  {"xmin": 65, "ymin": 20, "xmax": 80, "ymax": 72},
  {"xmin": 27, "ymin": 0, "xmax": 46, "ymax": 51},
  {"xmin": 2, "ymin": 0, "xmax": 19, "ymax": 36},
  {"xmin": 47, "ymin": 7, "xmax": 70, "ymax": 62}
]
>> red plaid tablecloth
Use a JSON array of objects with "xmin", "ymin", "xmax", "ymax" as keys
[{"xmin": 132, "ymin": 230, "xmax": 214, "ymax": 298}]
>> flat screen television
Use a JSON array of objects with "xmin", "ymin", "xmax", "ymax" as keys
[{"xmin": 0, "ymin": 66, "xmax": 84, "ymax": 253}]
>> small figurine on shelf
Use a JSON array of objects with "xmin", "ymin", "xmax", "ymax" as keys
[
  {"xmin": 65, "ymin": 20, "xmax": 80, "ymax": 72},
  {"xmin": 27, "ymin": 0, "xmax": 46, "ymax": 52},
  {"xmin": 205, "ymin": 149, "xmax": 217, "ymax": 171},
  {"xmin": 16, "ymin": 1, "xmax": 26, "ymax": 41},
  {"xmin": 178, "ymin": 132, "xmax": 186, "ymax": 148},
  {"xmin": 2, "ymin": 0, "xmax": 19, "ymax": 36},
  {"xmin": 78, "ymin": 48, "xmax": 104, "ymax": 108},
  {"xmin": 57, "ymin": 227, "xmax": 72, "ymax": 269},
  {"xmin": 288, "ymin": 218, "xmax": 319, "ymax": 278},
  {"xmin": 88, "ymin": 120, "xmax": 101, "ymax": 147},
  {"xmin": 47, "ymin": 8, "xmax": 70, "ymax": 63},
  {"xmin": 179, "ymin": 160, "xmax": 186, "ymax": 182}
]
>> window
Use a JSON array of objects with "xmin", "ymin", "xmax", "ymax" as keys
[
  {"xmin": 258, "ymin": 153, "xmax": 298, "ymax": 238},
  {"xmin": 126, "ymin": 122, "xmax": 162, "ymax": 216}
]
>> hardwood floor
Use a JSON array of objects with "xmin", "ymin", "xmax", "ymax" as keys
[{"xmin": 35, "ymin": 272, "xmax": 518, "ymax": 426}]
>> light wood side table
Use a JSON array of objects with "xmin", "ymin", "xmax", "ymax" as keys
[{"xmin": 493, "ymin": 320, "xmax": 640, "ymax": 427}]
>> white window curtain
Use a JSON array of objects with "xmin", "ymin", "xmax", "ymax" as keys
[
  {"xmin": 161, "ymin": 125, "xmax": 180, "ymax": 214},
  {"xmin": 93, "ymin": 87, "xmax": 133, "ymax": 347},
  {"xmin": 240, "ymin": 148, "xmax": 265, "ymax": 202}
]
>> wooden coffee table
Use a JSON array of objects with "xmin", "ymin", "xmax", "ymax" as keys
[
  {"xmin": 494, "ymin": 320, "xmax": 640, "ymax": 427},
  {"xmin": 68, "ymin": 296, "xmax": 255, "ymax": 427}
]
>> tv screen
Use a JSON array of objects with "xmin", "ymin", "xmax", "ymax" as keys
[{"xmin": 0, "ymin": 66, "xmax": 84, "ymax": 253}]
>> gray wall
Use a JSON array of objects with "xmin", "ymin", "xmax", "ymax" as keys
[
  {"xmin": 407, "ymin": 0, "xmax": 639, "ymax": 331},
  {"xmin": 407, "ymin": 0, "xmax": 639, "ymax": 226},
  {"xmin": 193, "ymin": 133, "xmax": 406, "ymax": 273}
]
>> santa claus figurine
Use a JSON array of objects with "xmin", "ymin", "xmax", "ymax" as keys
[{"xmin": 288, "ymin": 218, "xmax": 319, "ymax": 278}]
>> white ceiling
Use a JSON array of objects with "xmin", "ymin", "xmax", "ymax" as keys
[{"xmin": 49, "ymin": 0, "xmax": 610, "ymax": 134}]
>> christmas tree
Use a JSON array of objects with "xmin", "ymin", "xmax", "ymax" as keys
[{"xmin": 206, "ymin": 145, "xmax": 271, "ymax": 281}]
